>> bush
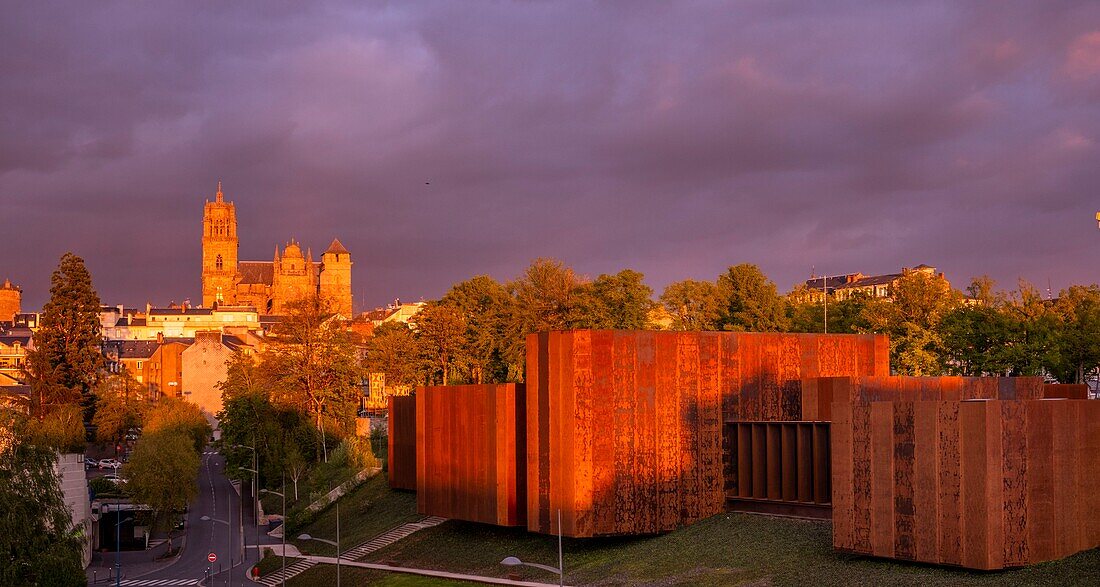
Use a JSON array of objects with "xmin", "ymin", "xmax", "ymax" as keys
[
  {"xmin": 88, "ymin": 476, "xmax": 121, "ymax": 497},
  {"xmin": 337, "ymin": 436, "xmax": 379, "ymax": 471}
]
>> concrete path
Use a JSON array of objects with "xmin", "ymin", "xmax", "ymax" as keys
[{"xmin": 306, "ymin": 556, "xmax": 567, "ymax": 587}]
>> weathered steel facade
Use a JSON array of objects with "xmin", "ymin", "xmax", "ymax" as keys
[
  {"xmin": 387, "ymin": 395, "xmax": 417, "ymax": 491},
  {"xmin": 801, "ymin": 376, "xmax": 1045, "ymax": 421},
  {"xmin": 832, "ymin": 398, "xmax": 1100, "ymax": 570},
  {"xmin": 726, "ymin": 421, "xmax": 832, "ymax": 518},
  {"xmin": 1043, "ymin": 383, "xmax": 1089, "ymax": 399},
  {"xmin": 525, "ymin": 330, "xmax": 888, "ymax": 537},
  {"xmin": 416, "ymin": 384, "xmax": 526, "ymax": 526}
]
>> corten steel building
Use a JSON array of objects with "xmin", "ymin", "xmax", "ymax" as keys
[
  {"xmin": 392, "ymin": 330, "xmax": 1099, "ymax": 569},
  {"xmin": 415, "ymin": 384, "xmax": 527, "ymax": 527},
  {"xmin": 832, "ymin": 397, "xmax": 1100, "ymax": 569}
]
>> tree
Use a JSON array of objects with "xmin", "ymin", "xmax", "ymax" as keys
[
  {"xmin": 660, "ymin": 279, "xmax": 723, "ymax": 331},
  {"xmin": 362, "ymin": 323, "xmax": 424, "ymax": 388},
  {"xmin": 26, "ymin": 253, "xmax": 103, "ymax": 423},
  {"xmin": 262, "ymin": 295, "xmax": 362, "ymax": 460},
  {"xmin": 0, "ymin": 430, "xmax": 86, "ymax": 587},
  {"xmin": 285, "ymin": 444, "xmax": 308, "ymax": 501},
  {"xmin": 439, "ymin": 276, "xmax": 517, "ymax": 383},
  {"xmin": 717, "ymin": 264, "xmax": 790, "ymax": 331},
  {"xmin": 510, "ymin": 258, "xmax": 581, "ymax": 335},
  {"xmin": 567, "ymin": 270, "xmax": 656, "ymax": 329},
  {"xmin": 412, "ymin": 302, "xmax": 469, "ymax": 385},
  {"xmin": 144, "ymin": 398, "xmax": 211, "ymax": 454},
  {"xmin": 23, "ymin": 404, "xmax": 86, "ymax": 453},
  {"xmin": 861, "ymin": 270, "xmax": 960, "ymax": 375},
  {"xmin": 92, "ymin": 369, "xmax": 147, "ymax": 444},
  {"xmin": 1050, "ymin": 285, "xmax": 1100, "ymax": 383},
  {"xmin": 124, "ymin": 430, "xmax": 199, "ymax": 554}
]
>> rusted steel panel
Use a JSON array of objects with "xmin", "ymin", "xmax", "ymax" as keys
[
  {"xmin": 526, "ymin": 330, "xmax": 886, "ymax": 537},
  {"xmin": 416, "ymin": 384, "xmax": 526, "ymax": 526},
  {"xmin": 388, "ymin": 396, "xmax": 417, "ymax": 490},
  {"xmin": 1043, "ymin": 384, "xmax": 1088, "ymax": 399},
  {"xmin": 807, "ymin": 375, "xmax": 1046, "ymax": 412},
  {"xmin": 832, "ymin": 398, "xmax": 1100, "ymax": 570}
]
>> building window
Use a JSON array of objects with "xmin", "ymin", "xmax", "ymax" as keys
[
  {"xmin": 137, "ymin": 361, "xmax": 143, "ymax": 370},
  {"xmin": 216, "ymin": 254, "xmax": 223, "ymax": 270}
]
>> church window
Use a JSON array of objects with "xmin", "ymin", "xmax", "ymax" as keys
[{"xmin": 216, "ymin": 255, "xmax": 223, "ymax": 270}]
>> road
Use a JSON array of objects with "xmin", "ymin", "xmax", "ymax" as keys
[{"xmin": 116, "ymin": 449, "xmax": 273, "ymax": 586}]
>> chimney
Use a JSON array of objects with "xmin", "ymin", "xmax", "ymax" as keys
[{"xmin": 157, "ymin": 332, "xmax": 164, "ymax": 344}]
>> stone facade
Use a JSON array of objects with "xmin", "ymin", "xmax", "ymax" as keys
[
  {"xmin": 181, "ymin": 331, "xmax": 250, "ymax": 426},
  {"xmin": 0, "ymin": 279, "xmax": 20, "ymax": 323},
  {"xmin": 200, "ymin": 183, "xmax": 353, "ymax": 315}
]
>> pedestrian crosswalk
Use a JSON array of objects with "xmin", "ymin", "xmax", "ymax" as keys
[
  {"xmin": 118, "ymin": 579, "xmax": 200, "ymax": 586},
  {"xmin": 254, "ymin": 558, "xmax": 316, "ymax": 586}
]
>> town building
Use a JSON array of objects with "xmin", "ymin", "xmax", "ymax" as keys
[
  {"xmin": 0, "ymin": 331, "xmax": 32, "ymax": 386},
  {"xmin": 802, "ymin": 264, "xmax": 948, "ymax": 302},
  {"xmin": 362, "ymin": 299, "xmax": 426, "ymax": 327},
  {"xmin": 200, "ymin": 182, "xmax": 353, "ymax": 316},
  {"xmin": 180, "ymin": 331, "xmax": 254, "ymax": 427}
]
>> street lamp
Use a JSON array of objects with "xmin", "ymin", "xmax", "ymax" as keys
[
  {"xmin": 297, "ymin": 502, "xmax": 341, "ymax": 587},
  {"xmin": 260, "ymin": 483, "xmax": 287, "ymax": 587},
  {"xmin": 501, "ymin": 510, "xmax": 564, "ymax": 587},
  {"xmin": 200, "ymin": 515, "xmax": 234, "ymax": 587},
  {"xmin": 240, "ymin": 466, "xmax": 261, "ymax": 558},
  {"xmin": 113, "ymin": 502, "xmax": 133, "ymax": 587}
]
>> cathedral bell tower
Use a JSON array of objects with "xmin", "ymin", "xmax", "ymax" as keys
[
  {"xmin": 319, "ymin": 238, "xmax": 353, "ymax": 317},
  {"xmin": 201, "ymin": 182, "xmax": 238, "ymax": 307}
]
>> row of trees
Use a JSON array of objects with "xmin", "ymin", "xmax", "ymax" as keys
[{"xmin": 365, "ymin": 259, "xmax": 1100, "ymax": 384}]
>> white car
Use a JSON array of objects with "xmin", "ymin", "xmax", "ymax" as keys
[
  {"xmin": 98, "ymin": 458, "xmax": 122, "ymax": 470},
  {"xmin": 103, "ymin": 474, "xmax": 125, "ymax": 485}
]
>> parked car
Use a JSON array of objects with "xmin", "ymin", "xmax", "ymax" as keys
[
  {"xmin": 84, "ymin": 458, "xmax": 98, "ymax": 469},
  {"xmin": 103, "ymin": 474, "xmax": 125, "ymax": 485},
  {"xmin": 98, "ymin": 458, "xmax": 122, "ymax": 469}
]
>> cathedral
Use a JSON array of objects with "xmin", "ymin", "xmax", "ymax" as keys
[{"xmin": 201, "ymin": 183, "xmax": 353, "ymax": 316}]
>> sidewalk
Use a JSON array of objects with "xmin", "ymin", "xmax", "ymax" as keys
[
  {"xmin": 85, "ymin": 535, "xmax": 183, "ymax": 584},
  {"xmin": 303, "ymin": 556, "xmax": 567, "ymax": 587}
]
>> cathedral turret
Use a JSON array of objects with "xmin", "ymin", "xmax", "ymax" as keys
[
  {"xmin": 319, "ymin": 238, "xmax": 353, "ymax": 317},
  {"xmin": 201, "ymin": 182, "xmax": 238, "ymax": 307}
]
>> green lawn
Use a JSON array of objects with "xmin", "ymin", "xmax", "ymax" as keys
[
  {"xmin": 277, "ymin": 480, "xmax": 1100, "ymax": 586},
  {"xmin": 288, "ymin": 566, "xmax": 477, "ymax": 586}
]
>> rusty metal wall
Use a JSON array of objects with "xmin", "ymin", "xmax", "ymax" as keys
[
  {"xmin": 387, "ymin": 395, "xmax": 417, "ymax": 490},
  {"xmin": 415, "ymin": 384, "xmax": 526, "ymax": 526},
  {"xmin": 802, "ymin": 376, "xmax": 1046, "ymax": 421},
  {"xmin": 726, "ymin": 421, "xmax": 832, "ymax": 518},
  {"xmin": 832, "ymin": 398, "xmax": 1100, "ymax": 570},
  {"xmin": 1043, "ymin": 383, "xmax": 1089, "ymax": 399},
  {"xmin": 526, "ymin": 330, "xmax": 888, "ymax": 537}
]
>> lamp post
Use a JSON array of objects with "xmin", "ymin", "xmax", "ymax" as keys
[
  {"xmin": 812, "ymin": 274, "xmax": 844, "ymax": 334},
  {"xmin": 297, "ymin": 502, "xmax": 340, "ymax": 587},
  {"xmin": 200, "ymin": 515, "xmax": 233, "ymax": 587},
  {"xmin": 260, "ymin": 483, "xmax": 287, "ymax": 587},
  {"xmin": 240, "ymin": 465, "xmax": 260, "ymax": 563},
  {"xmin": 114, "ymin": 501, "xmax": 133, "ymax": 587},
  {"xmin": 501, "ymin": 509, "xmax": 564, "ymax": 587}
]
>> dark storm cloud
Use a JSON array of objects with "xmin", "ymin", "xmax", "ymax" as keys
[{"xmin": 3, "ymin": 1, "xmax": 1100, "ymax": 311}]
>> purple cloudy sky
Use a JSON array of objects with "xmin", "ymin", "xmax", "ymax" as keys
[{"xmin": 4, "ymin": 1, "xmax": 1100, "ymax": 312}]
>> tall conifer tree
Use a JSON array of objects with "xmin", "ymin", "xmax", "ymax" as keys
[{"xmin": 27, "ymin": 253, "xmax": 104, "ymax": 420}]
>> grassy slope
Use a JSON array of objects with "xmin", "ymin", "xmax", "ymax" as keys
[
  {"xmin": 286, "ymin": 474, "xmax": 422, "ymax": 559},
  {"xmin": 279, "ymin": 479, "xmax": 1100, "ymax": 586}
]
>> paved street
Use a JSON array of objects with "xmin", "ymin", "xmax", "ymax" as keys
[{"xmin": 89, "ymin": 449, "xmax": 276, "ymax": 586}]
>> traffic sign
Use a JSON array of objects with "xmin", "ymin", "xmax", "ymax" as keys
[{"xmin": 208, "ymin": 552, "xmax": 217, "ymax": 563}]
